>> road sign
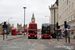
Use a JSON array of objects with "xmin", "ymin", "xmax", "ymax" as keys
[
  {"xmin": 67, "ymin": 25, "xmax": 70, "ymax": 29},
  {"xmin": 7, "ymin": 27, "xmax": 9, "ymax": 30},
  {"xmin": 20, "ymin": 29, "xmax": 22, "ymax": 30}
]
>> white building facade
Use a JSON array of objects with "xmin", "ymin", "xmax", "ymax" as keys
[{"xmin": 50, "ymin": 0, "xmax": 75, "ymax": 38}]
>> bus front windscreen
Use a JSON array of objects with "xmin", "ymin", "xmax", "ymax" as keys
[
  {"xmin": 42, "ymin": 24, "xmax": 50, "ymax": 35},
  {"xmin": 42, "ymin": 31, "xmax": 50, "ymax": 35},
  {"xmin": 42, "ymin": 24, "xmax": 50, "ymax": 31},
  {"xmin": 28, "ymin": 30, "xmax": 37, "ymax": 33}
]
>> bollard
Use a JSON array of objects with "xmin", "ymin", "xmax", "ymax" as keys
[
  {"xmin": 68, "ymin": 36, "xmax": 70, "ymax": 43},
  {"xmin": 65, "ymin": 36, "xmax": 67, "ymax": 43},
  {"xmin": 3, "ymin": 34, "xmax": 5, "ymax": 40}
]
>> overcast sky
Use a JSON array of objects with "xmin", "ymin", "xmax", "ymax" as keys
[{"xmin": 0, "ymin": 0, "xmax": 56, "ymax": 29}]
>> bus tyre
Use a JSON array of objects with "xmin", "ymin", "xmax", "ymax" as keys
[
  {"xmin": 35, "ymin": 37, "xmax": 37, "ymax": 39},
  {"xmin": 28, "ymin": 37, "xmax": 30, "ymax": 39}
]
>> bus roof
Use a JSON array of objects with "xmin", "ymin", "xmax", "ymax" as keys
[
  {"xmin": 29, "ymin": 23, "xmax": 37, "ymax": 24},
  {"xmin": 42, "ymin": 23, "xmax": 50, "ymax": 24},
  {"xmin": 11, "ymin": 28, "xmax": 16, "ymax": 30}
]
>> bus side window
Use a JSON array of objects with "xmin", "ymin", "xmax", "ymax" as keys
[
  {"xmin": 30, "ymin": 25, "xmax": 32, "ymax": 27},
  {"xmin": 34, "ymin": 25, "xmax": 36, "ymax": 27}
]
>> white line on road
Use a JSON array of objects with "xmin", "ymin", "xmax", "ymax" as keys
[
  {"xmin": 52, "ymin": 40, "xmax": 74, "ymax": 50},
  {"xmin": 8, "ymin": 43, "xmax": 16, "ymax": 46},
  {"xmin": 32, "ymin": 43, "xmax": 36, "ymax": 46}
]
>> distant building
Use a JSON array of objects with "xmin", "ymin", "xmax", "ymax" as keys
[
  {"xmin": 17, "ymin": 23, "xmax": 22, "ymax": 31},
  {"xmin": 12, "ymin": 24, "xmax": 14, "ymax": 28},
  {"xmin": 50, "ymin": 0, "xmax": 75, "ymax": 38},
  {"xmin": 58, "ymin": 0, "xmax": 75, "ymax": 38},
  {"xmin": 31, "ymin": 13, "xmax": 35, "ymax": 23},
  {"xmin": 17, "ymin": 23, "xmax": 27, "ymax": 32},
  {"xmin": 22, "ymin": 24, "xmax": 27, "ymax": 31},
  {"xmin": 0, "ymin": 23, "xmax": 2, "ymax": 35}
]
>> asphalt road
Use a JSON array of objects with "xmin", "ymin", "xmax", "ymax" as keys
[{"xmin": 0, "ymin": 33, "xmax": 74, "ymax": 50}]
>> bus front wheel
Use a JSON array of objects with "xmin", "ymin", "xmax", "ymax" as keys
[
  {"xmin": 35, "ymin": 37, "xmax": 37, "ymax": 39},
  {"xmin": 28, "ymin": 37, "xmax": 30, "ymax": 39}
]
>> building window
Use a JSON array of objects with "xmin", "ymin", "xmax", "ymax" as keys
[
  {"xmin": 72, "ymin": 15, "xmax": 74, "ymax": 20},
  {"xmin": 69, "ymin": 0, "xmax": 71, "ymax": 2},
  {"xmin": 69, "ymin": 17, "xmax": 71, "ymax": 21},
  {"xmin": 69, "ymin": 6, "xmax": 70, "ymax": 12},
  {"xmin": 67, "ymin": 18, "xmax": 68, "ymax": 22},
  {"xmin": 72, "ymin": 3, "xmax": 74, "ymax": 10},
  {"xmin": 67, "ymin": 8, "xmax": 68, "ymax": 14},
  {"xmin": 67, "ymin": 0, "xmax": 68, "ymax": 5}
]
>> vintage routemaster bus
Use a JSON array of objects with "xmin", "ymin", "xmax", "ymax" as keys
[
  {"xmin": 28, "ymin": 23, "xmax": 37, "ymax": 39},
  {"xmin": 41, "ymin": 23, "xmax": 51, "ymax": 39}
]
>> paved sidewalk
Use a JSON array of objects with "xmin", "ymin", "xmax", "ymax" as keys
[
  {"xmin": 52, "ymin": 37, "xmax": 75, "ymax": 46},
  {"xmin": 0, "ymin": 35, "xmax": 24, "ymax": 42}
]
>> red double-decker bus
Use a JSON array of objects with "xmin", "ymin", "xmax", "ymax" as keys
[
  {"xmin": 11, "ymin": 28, "xmax": 19, "ymax": 35},
  {"xmin": 41, "ymin": 23, "xmax": 51, "ymax": 39},
  {"xmin": 28, "ymin": 23, "xmax": 37, "ymax": 39}
]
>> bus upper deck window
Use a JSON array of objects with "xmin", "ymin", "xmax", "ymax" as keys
[
  {"xmin": 34, "ymin": 25, "xmax": 36, "ymax": 26},
  {"xmin": 30, "ymin": 25, "xmax": 32, "ymax": 27}
]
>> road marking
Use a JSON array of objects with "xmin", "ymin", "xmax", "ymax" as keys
[
  {"xmin": 50, "ymin": 40, "xmax": 73, "ymax": 50},
  {"xmin": 38, "ymin": 43, "xmax": 43, "ymax": 44},
  {"xmin": 28, "ymin": 40, "xmax": 30, "ymax": 44},
  {"xmin": 32, "ymin": 43, "xmax": 36, "ymax": 46},
  {"xmin": 50, "ymin": 39, "xmax": 53, "ymax": 41},
  {"xmin": 8, "ymin": 43, "xmax": 16, "ymax": 46},
  {"xmin": 34, "ymin": 40, "xmax": 36, "ymax": 43},
  {"xmin": 0, "ymin": 40, "xmax": 4, "ymax": 42},
  {"xmin": 48, "ymin": 42, "xmax": 55, "ymax": 46},
  {"xmin": 49, "ymin": 42, "xmax": 51, "ymax": 44},
  {"xmin": 41, "ymin": 40, "xmax": 44, "ymax": 42},
  {"xmin": 25, "ymin": 39, "xmax": 26, "ymax": 40}
]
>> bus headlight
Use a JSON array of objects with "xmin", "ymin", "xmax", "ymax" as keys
[
  {"xmin": 42, "ymin": 35, "xmax": 43, "ymax": 36},
  {"xmin": 35, "ymin": 35, "xmax": 37, "ymax": 37},
  {"xmin": 28, "ymin": 35, "xmax": 30, "ymax": 36}
]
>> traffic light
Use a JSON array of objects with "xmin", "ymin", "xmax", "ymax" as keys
[
  {"xmin": 56, "ymin": 22, "xmax": 60, "ymax": 29},
  {"xmin": 56, "ymin": 22, "xmax": 58, "ymax": 28},
  {"xmin": 64, "ymin": 21, "xmax": 68, "ymax": 28},
  {"xmin": 2, "ymin": 22, "xmax": 7, "ymax": 28}
]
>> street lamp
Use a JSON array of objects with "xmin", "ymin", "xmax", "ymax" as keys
[
  {"xmin": 7, "ymin": 18, "xmax": 12, "ymax": 38},
  {"xmin": 45, "ymin": 16, "xmax": 50, "ymax": 23},
  {"xmin": 8, "ymin": 18, "xmax": 12, "ymax": 25},
  {"xmin": 23, "ymin": 7, "xmax": 26, "ymax": 36}
]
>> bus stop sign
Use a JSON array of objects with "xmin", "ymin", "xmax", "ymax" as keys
[
  {"xmin": 7, "ymin": 27, "xmax": 9, "ymax": 30},
  {"xmin": 67, "ymin": 25, "xmax": 70, "ymax": 29}
]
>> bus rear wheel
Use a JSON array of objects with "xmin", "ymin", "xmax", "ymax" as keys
[
  {"xmin": 35, "ymin": 37, "xmax": 37, "ymax": 39},
  {"xmin": 28, "ymin": 37, "xmax": 30, "ymax": 39}
]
